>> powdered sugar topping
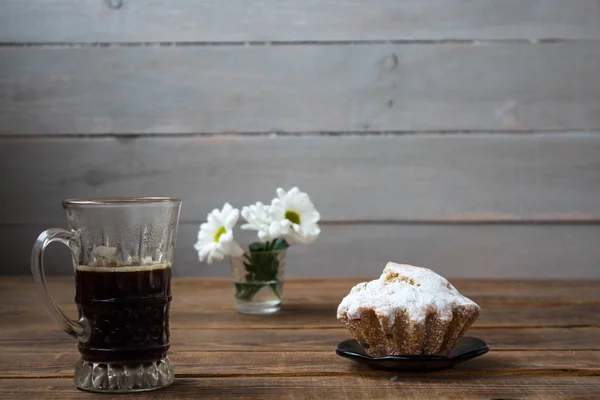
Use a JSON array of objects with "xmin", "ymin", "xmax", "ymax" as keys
[{"xmin": 337, "ymin": 263, "xmax": 479, "ymax": 326}]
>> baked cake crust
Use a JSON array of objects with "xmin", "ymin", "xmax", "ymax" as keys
[{"xmin": 337, "ymin": 263, "xmax": 481, "ymax": 357}]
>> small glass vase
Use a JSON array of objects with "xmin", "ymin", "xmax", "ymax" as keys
[{"xmin": 230, "ymin": 248, "xmax": 286, "ymax": 315}]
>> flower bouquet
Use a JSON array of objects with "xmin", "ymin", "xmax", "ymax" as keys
[{"xmin": 194, "ymin": 187, "xmax": 320, "ymax": 314}]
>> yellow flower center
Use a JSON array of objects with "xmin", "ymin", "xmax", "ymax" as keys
[
  {"xmin": 285, "ymin": 210, "xmax": 301, "ymax": 225},
  {"xmin": 214, "ymin": 226, "xmax": 227, "ymax": 242}
]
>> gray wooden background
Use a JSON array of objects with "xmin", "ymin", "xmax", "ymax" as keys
[{"xmin": 1, "ymin": 0, "xmax": 599, "ymax": 278}]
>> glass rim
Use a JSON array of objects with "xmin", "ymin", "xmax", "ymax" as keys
[{"xmin": 63, "ymin": 197, "xmax": 181, "ymax": 206}]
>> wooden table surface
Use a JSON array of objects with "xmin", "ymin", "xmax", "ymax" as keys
[{"xmin": 1, "ymin": 277, "xmax": 599, "ymax": 399}]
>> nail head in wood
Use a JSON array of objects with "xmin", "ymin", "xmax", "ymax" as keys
[{"xmin": 105, "ymin": 0, "xmax": 123, "ymax": 10}]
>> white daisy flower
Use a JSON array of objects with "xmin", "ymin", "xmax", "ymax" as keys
[
  {"xmin": 194, "ymin": 203, "xmax": 244, "ymax": 264},
  {"xmin": 270, "ymin": 187, "xmax": 321, "ymax": 244},
  {"xmin": 240, "ymin": 201, "xmax": 290, "ymax": 242}
]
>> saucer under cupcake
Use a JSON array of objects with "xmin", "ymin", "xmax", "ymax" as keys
[{"xmin": 336, "ymin": 336, "xmax": 489, "ymax": 371}]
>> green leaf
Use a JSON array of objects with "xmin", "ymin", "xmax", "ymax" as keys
[
  {"xmin": 271, "ymin": 237, "xmax": 290, "ymax": 251},
  {"xmin": 236, "ymin": 238, "xmax": 288, "ymax": 301},
  {"xmin": 268, "ymin": 282, "xmax": 282, "ymax": 301},
  {"xmin": 234, "ymin": 282, "xmax": 265, "ymax": 302},
  {"xmin": 248, "ymin": 241, "xmax": 266, "ymax": 252}
]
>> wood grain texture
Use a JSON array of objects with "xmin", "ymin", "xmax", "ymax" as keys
[
  {"xmin": 1, "ymin": 0, "xmax": 598, "ymax": 394},
  {"xmin": 4, "ymin": 277, "xmax": 600, "ymax": 308},
  {"xmin": 4, "ymin": 223, "xmax": 600, "ymax": 278},
  {"xmin": 1, "ymin": 376, "xmax": 599, "ymax": 399},
  {"xmin": 2, "ymin": 0, "xmax": 600, "ymax": 42},
  {"xmin": 3, "ymin": 327, "xmax": 599, "ymax": 352},
  {"xmin": 2, "ymin": 350, "xmax": 599, "ymax": 378},
  {"xmin": 1, "ymin": 135, "xmax": 600, "ymax": 224},
  {"xmin": 3, "ymin": 277, "xmax": 600, "ymax": 331},
  {"xmin": 2, "ymin": 44, "xmax": 600, "ymax": 134},
  {"xmin": 5, "ymin": 303, "xmax": 597, "ymax": 331},
  {"xmin": 0, "ymin": 278, "xmax": 598, "ymax": 398},
  {"xmin": 2, "ymin": 279, "xmax": 599, "ymax": 338}
]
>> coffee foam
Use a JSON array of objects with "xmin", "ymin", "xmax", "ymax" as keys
[{"xmin": 76, "ymin": 263, "xmax": 172, "ymax": 273}]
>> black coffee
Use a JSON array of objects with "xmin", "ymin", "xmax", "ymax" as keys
[{"xmin": 75, "ymin": 264, "xmax": 172, "ymax": 363}]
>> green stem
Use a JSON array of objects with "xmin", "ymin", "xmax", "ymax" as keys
[
  {"xmin": 269, "ymin": 281, "xmax": 282, "ymax": 301},
  {"xmin": 234, "ymin": 282, "xmax": 265, "ymax": 302},
  {"xmin": 234, "ymin": 280, "xmax": 282, "ymax": 302},
  {"xmin": 235, "ymin": 238, "xmax": 288, "ymax": 302}
]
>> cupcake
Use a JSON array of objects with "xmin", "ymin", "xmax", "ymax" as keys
[{"xmin": 337, "ymin": 262, "xmax": 480, "ymax": 357}]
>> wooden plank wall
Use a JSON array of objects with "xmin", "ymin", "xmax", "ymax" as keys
[{"xmin": 1, "ymin": 0, "xmax": 599, "ymax": 277}]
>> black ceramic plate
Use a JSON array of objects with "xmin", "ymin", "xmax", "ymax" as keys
[{"xmin": 336, "ymin": 336, "xmax": 488, "ymax": 371}]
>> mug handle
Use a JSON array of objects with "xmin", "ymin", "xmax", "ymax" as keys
[{"xmin": 31, "ymin": 228, "xmax": 89, "ymax": 340}]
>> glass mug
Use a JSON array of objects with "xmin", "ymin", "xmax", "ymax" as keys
[{"xmin": 31, "ymin": 197, "xmax": 181, "ymax": 393}]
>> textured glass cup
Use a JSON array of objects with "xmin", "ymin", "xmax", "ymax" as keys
[
  {"xmin": 230, "ymin": 249, "xmax": 286, "ymax": 315},
  {"xmin": 31, "ymin": 197, "xmax": 181, "ymax": 393}
]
